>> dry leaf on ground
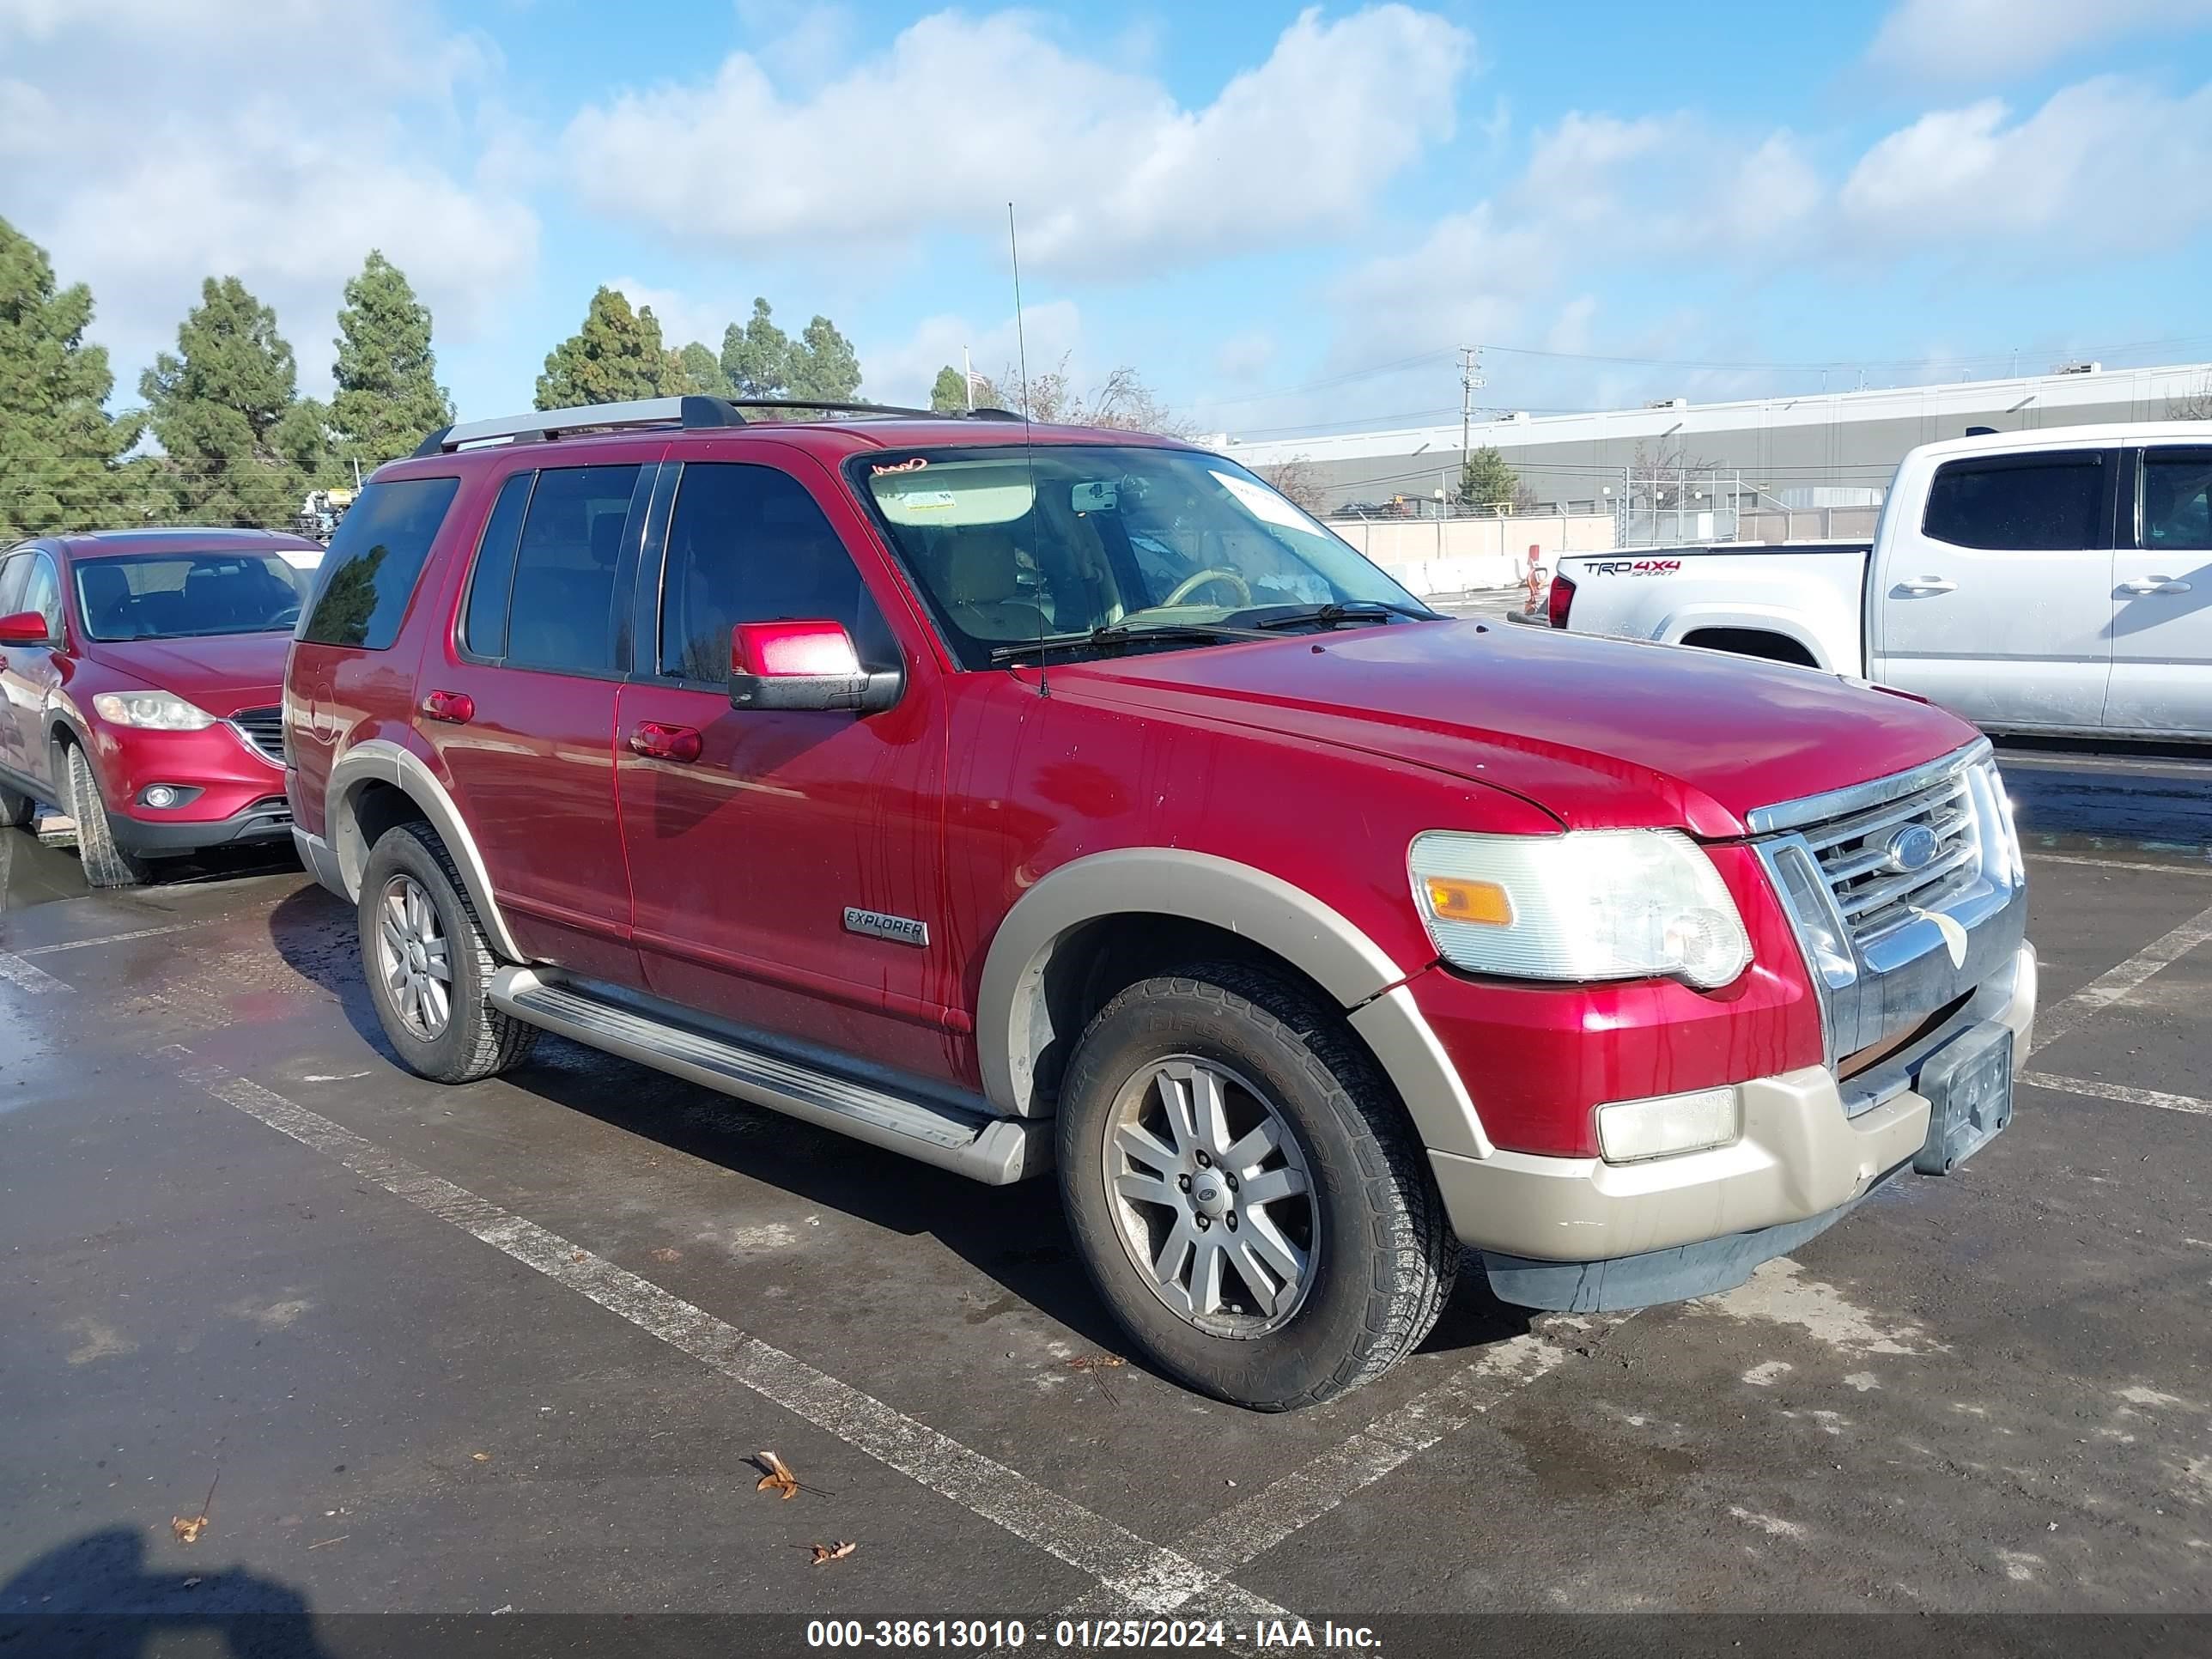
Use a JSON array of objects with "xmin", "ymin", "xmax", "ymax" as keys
[
  {"xmin": 755, "ymin": 1450, "xmax": 800, "ymax": 1500},
  {"xmin": 809, "ymin": 1541, "xmax": 858, "ymax": 1565},
  {"xmin": 170, "ymin": 1516, "xmax": 207, "ymax": 1545},
  {"xmin": 1067, "ymin": 1355, "xmax": 1125, "ymax": 1371},
  {"xmin": 650, "ymin": 1248, "xmax": 682, "ymax": 1263},
  {"xmin": 471, "ymin": 1452, "xmax": 490, "ymax": 1462}
]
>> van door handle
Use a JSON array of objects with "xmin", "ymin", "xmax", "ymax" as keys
[
  {"xmin": 629, "ymin": 721, "xmax": 702, "ymax": 763},
  {"xmin": 1895, "ymin": 577, "xmax": 1958, "ymax": 596},
  {"xmin": 2118, "ymin": 578, "xmax": 2192, "ymax": 595}
]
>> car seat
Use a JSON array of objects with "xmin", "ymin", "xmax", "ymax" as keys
[{"xmin": 944, "ymin": 529, "xmax": 1047, "ymax": 641}]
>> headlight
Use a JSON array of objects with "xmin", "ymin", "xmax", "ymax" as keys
[
  {"xmin": 92, "ymin": 690, "xmax": 216, "ymax": 731},
  {"xmin": 1409, "ymin": 829, "xmax": 1752, "ymax": 989}
]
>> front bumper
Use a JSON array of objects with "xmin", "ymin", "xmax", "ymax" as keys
[
  {"xmin": 1434, "ymin": 939, "xmax": 2036, "ymax": 1310},
  {"xmin": 107, "ymin": 793, "xmax": 295, "ymax": 854}
]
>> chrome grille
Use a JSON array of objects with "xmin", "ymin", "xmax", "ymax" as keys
[
  {"xmin": 230, "ymin": 705, "xmax": 285, "ymax": 765},
  {"xmin": 1801, "ymin": 769, "xmax": 1983, "ymax": 948}
]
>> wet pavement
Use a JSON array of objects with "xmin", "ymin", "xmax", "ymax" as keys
[{"xmin": 1, "ymin": 746, "xmax": 2209, "ymax": 1653}]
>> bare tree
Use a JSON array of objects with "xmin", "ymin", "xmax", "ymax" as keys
[
  {"xmin": 2167, "ymin": 374, "xmax": 2212, "ymax": 420},
  {"xmin": 974, "ymin": 355, "xmax": 1195, "ymax": 437},
  {"xmin": 1630, "ymin": 439, "xmax": 1721, "ymax": 509},
  {"xmin": 1255, "ymin": 455, "xmax": 1328, "ymax": 514}
]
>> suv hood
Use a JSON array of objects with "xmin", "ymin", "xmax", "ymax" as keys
[
  {"xmin": 1053, "ymin": 620, "xmax": 1980, "ymax": 836},
  {"xmin": 83, "ymin": 632, "xmax": 290, "ymax": 711}
]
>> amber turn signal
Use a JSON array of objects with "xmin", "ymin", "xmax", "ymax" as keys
[{"xmin": 1423, "ymin": 876, "xmax": 1514, "ymax": 927}]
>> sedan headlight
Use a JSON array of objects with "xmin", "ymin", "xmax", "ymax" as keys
[
  {"xmin": 92, "ymin": 690, "xmax": 216, "ymax": 731},
  {"xmin": 1409, "ymin": 829, "xmax": 1752, "ymax": 989}
]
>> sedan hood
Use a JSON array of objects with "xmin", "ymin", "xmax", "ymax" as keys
[
  {"xmin": 1051, "ymin": 620, "xmax": 1981, "ymax": 836},
  {"xmin": 83, "ymin": 631, "xmax": 290, "ymax": 712}
]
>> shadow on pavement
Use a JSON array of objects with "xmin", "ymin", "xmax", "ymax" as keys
[
  {"xmin": 0, "ymin": 1525, "xmax": 331, "ymax": 1657},
  {"xmin": 262, "ymin": 884, "xmax": 1533, "ymax": 1382}
]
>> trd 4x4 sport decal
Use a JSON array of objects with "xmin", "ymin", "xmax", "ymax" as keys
[{"xmin": 1584, "ymin": 558, "xmax": 1684, "ymax": 576}]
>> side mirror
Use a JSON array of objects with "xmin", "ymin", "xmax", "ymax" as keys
[
  {"xmin": 0, "ymin": 610, "xmax": 51, "ymax": 646},
  {"xmin": 730, "ymin": 620, "xmax": 902, "ymax": 714}
]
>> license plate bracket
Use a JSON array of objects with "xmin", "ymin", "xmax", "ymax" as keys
[{"xmin": 1914, "ymin": 1020, "xmax": 2014, "ymax": 1176}]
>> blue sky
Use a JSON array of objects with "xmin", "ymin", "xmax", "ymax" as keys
[{"xmin": 4, "ymin": 0, "xmax": 2210, "ymax": 441}]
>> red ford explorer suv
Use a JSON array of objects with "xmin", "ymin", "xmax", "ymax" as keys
[
  {"xmin": 0, "ymin": 529, "xmax": 324, "ymax": 886},
  {"xmin": 285, "ymin": 397, "xmax": 2033, "ymax": 1410}
]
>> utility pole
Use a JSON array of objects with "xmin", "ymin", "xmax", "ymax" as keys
[{"xmin": 1458, "ymin": 345, "xmax": 1484, "ymax": 463}]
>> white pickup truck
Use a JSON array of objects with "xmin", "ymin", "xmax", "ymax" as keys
[{"xmin": 1546, "ymin": 422, "xmax": 2212, "ymax": 740}]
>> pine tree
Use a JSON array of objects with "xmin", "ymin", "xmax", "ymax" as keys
[
  {"xmin": 719, "ymin": 298, "xmax": 791, "ymax": 399},
  {"xmin": 929, "ymin": 366, "xmax": 967, "ymax": 413},
  {"xmin": 0, "ymin": 216, "xmax": 147, "ymax": 540},
  {"xmin": 537, "ymin": 287, "xmax": 669, "ymax": 410},
  {"xmin": 331, "ymin": 251, "xmax": 453, "ymax": 473},
  {"xmin": 141, "ymin": 276, "xmax": 328, "ymax": 528},
  {"xmin": 667, "ymin": 340, "xmax": 729, "ymax": 398},
  {"xmin": 1458, "ymin": 446, "xmax": 1522, "ymax": 512}
]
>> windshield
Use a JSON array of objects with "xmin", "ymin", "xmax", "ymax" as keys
[
  {"xmin": 854, "ymin": 446, "xmax": 1429, "ymax": 668},
  {"xmin": 73, "ymin": 551, "xmax": 320, "ymax": 642}
]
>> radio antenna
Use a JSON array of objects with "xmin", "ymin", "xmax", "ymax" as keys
[{"xmin": 1009, "ymin": 201, "xmax": 1047, "ymax": 697}]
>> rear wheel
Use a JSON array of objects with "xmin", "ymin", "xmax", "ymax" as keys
[
  {"xmin": 63, "ymin": 743, "xmax": 151, "ymax": 889},
  {"xmin": 0, "ymin": 782, "xmax": 32, "ymax": 830},
  {"xmin": 1056, "ymin": 963, "xmax": 1457, "ymax": 1411},
  {"xmin": 358, "ymin": 821, "xmax": 537, "ymax": 1084}
]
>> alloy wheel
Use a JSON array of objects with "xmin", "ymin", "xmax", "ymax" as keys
[{"xmin": 375, "ymin": 874, "xmax": 453, "ymax": 1040}]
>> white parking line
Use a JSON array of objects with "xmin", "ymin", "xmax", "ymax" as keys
[
  {"xmin": 2027, "ymin": 853, "xmax": 2212, "ymax": 878},
  {"xmin": 2021, "ymin": 1073, "xmax": 2212, "ymax": 1119},
  {"xmin": 15, "ymin": 920, "xmax": 216, "ymax": 957},
  {"xmin": 168, "ymin": 1053, "xmax": 1290, "ymax": 1621},
  {"xmin": 0, "ymin": 951, "xmax": 68, "ymax": 994},
  {"xmin": 2029, "ymin": 898, "xmax": 2212, "ymax": 1055}
]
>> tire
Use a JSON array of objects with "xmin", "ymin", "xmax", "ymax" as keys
[
  {"xmin": 64, "ymin": 743, "xmax": 151, "ymax": 889},
  {"xmin": 0, "ymin": 782, "xmax": 32, "ymax": 830},
  {"xmin": 358, "ymin": 821, "xmax": 538, "ymax": 1084},
  {"xmin": 1056, "ymin": 962, "xmax": 1458, "ymax": 1411}
]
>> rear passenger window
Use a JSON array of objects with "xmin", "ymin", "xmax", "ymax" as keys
[
  {"xmin": 658, "ymin": 462, "xmax": 893, "ymax": 683},
  {"xmin": 1922, "ymin": 454, "xmax": 2105, "ymax": 551},
  {"xmin": 461, "ymin": 471, "xmax": 536, "ymax": 659},
  {"xmin": 300, "ymin": 476, "xmax": 461, "ymax": 648},
  {"xmin": 502, "ymin": 465, "xmax": 643, "ymax": 676},
  {"xmin": 2142, "ymin": 448, "xmax": 2212, "ymax": 552}
]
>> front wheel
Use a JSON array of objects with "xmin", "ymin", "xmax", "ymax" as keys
[
  {"xmin": 64, "ymin": 743, "xmax": 150, "ymax": 889},
  {"xmin": 1056, "ymin": 963, "xmax": 1458, "ymax": 1411},
  {"xmin": 0, "ymin": 781, "xmax": 33, "ymax": 830}
]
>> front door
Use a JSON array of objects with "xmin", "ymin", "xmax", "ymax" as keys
[
  {"xmin": 613, "ymin": 448, "xmax": 957, "ymax": 1084},
  {"xmin": 0, "ymin": 550, "xmax": 67, "ymax": 799},
  {"xmin": 2108, "ymin": 445, "xmax": 2212, "ymax": 738},
  {"xmin": 1877, "ymin": 447, "xmax": 2116, "ymax": 732},
  {"xmin": 422, "ymin": 462, "xmax": 653, "ymax": 985},
  {"xmin": 0, "ymin": 550, "xmax": 33, "ymax": 787}
]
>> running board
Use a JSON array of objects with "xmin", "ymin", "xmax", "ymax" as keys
[{"xmin": 488, "ymin": 968, "xmax": 1048, "ymax": 1184}]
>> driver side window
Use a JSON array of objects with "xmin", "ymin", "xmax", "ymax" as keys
[{"xmin": 21, "ymin": 553, "xmax": 62, "ymax": 639}]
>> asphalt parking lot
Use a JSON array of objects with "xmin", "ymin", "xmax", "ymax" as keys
[{"xmin": 3, "ymin": 746, "xmax": 2209, "ymax": 1654}]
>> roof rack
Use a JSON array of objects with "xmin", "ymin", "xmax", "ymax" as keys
[{"xmin": 412, "ymin": 395, "xmax": 1024, "ymax": 457}]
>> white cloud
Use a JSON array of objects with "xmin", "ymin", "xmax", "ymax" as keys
[
  {"xmin": 1867, "ymin": 0, "xmax": 2212, "ymax": 84},
  {"xmin": 1840, "ymin": 76, "xmax": 2212, "ymax": 250},
  {"xmin": 604, "ymin": 278, "xmax": 734, "ymax": 353},
  {"xmin": 862, "ymin": 302, "xmax": 1085, "ymax": 408},
  {"xmin": 562, "ymin": 4, "xmax": 1468, "ymax": 274},
  {"xmin": 1213, "ymin": 331, "xmax": 1279, "ymax": 382},
  {"xmin": 0, "ymin": 0, "xmax": 535, "ymax": 396}
]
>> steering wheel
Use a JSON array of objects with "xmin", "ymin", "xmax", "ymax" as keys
[{"xmin": 1162, "ymin": 566, "xmax": 1253, "ymax": 608}]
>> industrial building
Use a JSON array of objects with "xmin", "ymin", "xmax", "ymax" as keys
[{"xmin": 1221, "ymin": 360, "xmax": 2212, "ymax": 544}]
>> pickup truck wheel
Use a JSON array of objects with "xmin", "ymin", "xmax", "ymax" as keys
[
  {"xmin": 64, "ymin": 743, "xmax": 151, "ymax": 889},
  {"xmin": 358, "ymin": 822, "xmax": 538, "ymax": 1085},
  {"xmin": 1057, "ymin": 963, "xmax": 1457, "ymax": 1411}
]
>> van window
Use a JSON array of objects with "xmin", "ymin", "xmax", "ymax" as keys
[
  {"xmin": 658, "ymin": 462, "xmax": 892, "ymax": 683},
  {"xmin": 1922, "ymin": 453, "xmax": 2105, "ymax": 551},
  {"xmin": 300, "ymin": 476, "xmax": 461, "ymax": 648},
  {"xmin": 2142, "ymin": 448, "xmax": 2212, "ymax": 552},
  {"xmin": 502, "ymin": 465, "xmax": 643, "ymax": 676}
]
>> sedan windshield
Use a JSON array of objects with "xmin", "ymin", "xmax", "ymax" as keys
[
  {"xmin": 74, "ymin": 551, "xmax": 319, "ymax": 642},
  {"xmin": 855, "ymin": 446, "xmax": 1432, "ymax": 668}
]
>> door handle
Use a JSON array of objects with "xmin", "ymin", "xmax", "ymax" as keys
[
  {"xmin": 1895, "ymin": 577, "xmax": 1958, "ymax": 596},
  {"xmin": 420, "ymin": 690, "xmax": 475, "ymax": 724},
  {"xmin": 629, "ymin": 721, "xmax": 702, "ymax": 763},
  {"xmin": 2118, "ymin": 578, "xmax": 2193, "ymax": 595}
]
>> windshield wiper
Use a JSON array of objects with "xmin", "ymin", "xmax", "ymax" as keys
[
  {"xmin": 1250, "ymin": 600, "xmax": 1437, "ymax": 631},
  {"xmin": 988, "ymin": 620, "xmax": 1279, "ymax": 665}
]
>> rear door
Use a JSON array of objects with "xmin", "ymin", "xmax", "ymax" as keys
[
  {"xmin": 425, "ymin": 459, "xmax": 657, "ymax": 986},
  {"xmin": 2107, "ymin": 444, "xmax": 2212, "ymax": 738},
  {"xmin": 613, "ymin": 447, "xmax": 957, "ymax": 1081},
  {"xmin": 1875, "ymin": 447, "xmax": 2115, "ymax": 731}
]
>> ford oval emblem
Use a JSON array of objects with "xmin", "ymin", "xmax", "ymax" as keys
[{"xmin": 1884, "ymin": 823, "xmax": 1941, "ymax": 874}]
